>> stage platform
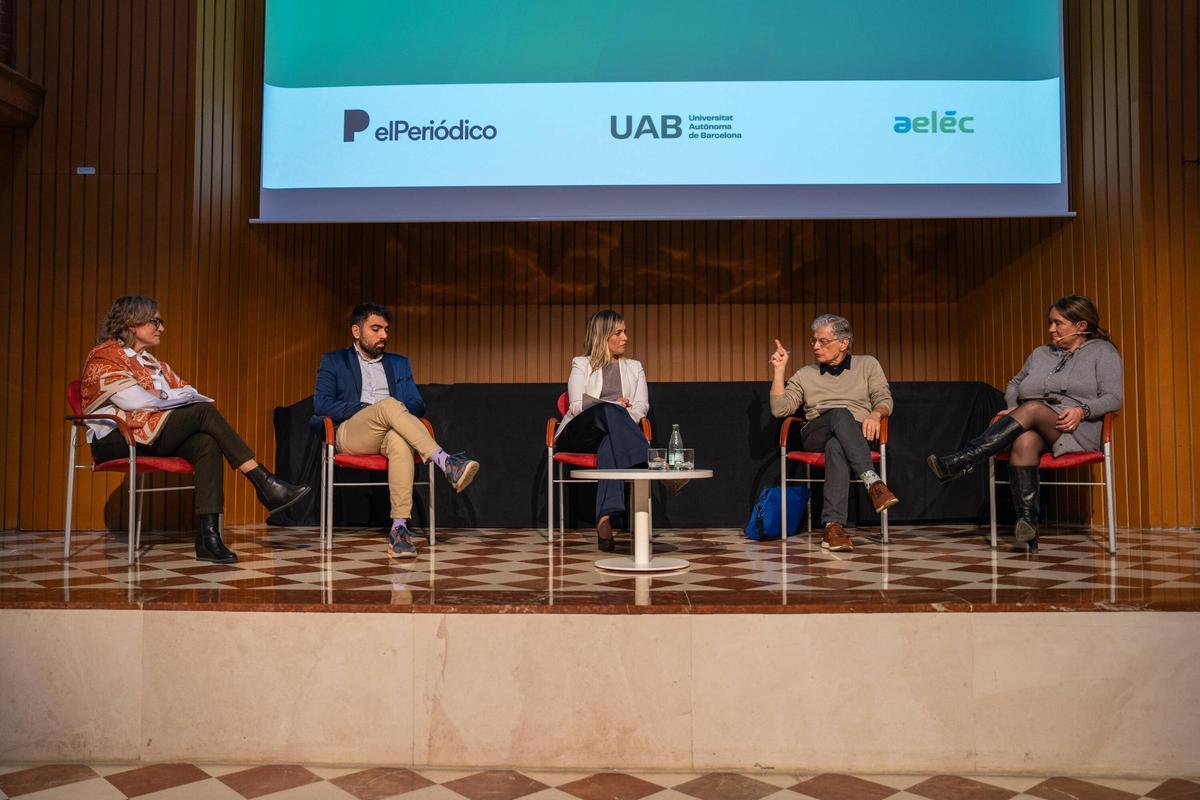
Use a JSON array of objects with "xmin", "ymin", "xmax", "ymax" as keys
[
  {"xmin": 1, "ymin": 525, "xmax": 1198, "ymax": 612},
  {"xmin": 2, "ymin": 526, "xmax": 1198, "ymax": 775}
]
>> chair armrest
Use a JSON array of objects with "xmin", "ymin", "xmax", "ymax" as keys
[
  {"xmin": 419, "ymin": 417, "xmax": 435, "ymax": 438},
  {"xmin": 779, "ymin": 416, "xmax": 802, "ymax": 448},
  {"xmin": 66, "ymin": 414, "xmax": 132, "ymax": 445},
  {"xmin": 640, "ymin": 418, "xmax": 652, "ymax": 442},
  {"xmin": 546, "ymin": 418, "xmax": 558, "ymax": 448},
  {"xmin": 878, "ymin": 414, "xmax": 889, "ymax": 445}
]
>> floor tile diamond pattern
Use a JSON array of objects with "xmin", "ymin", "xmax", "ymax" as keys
[
  {"xmin": 791, "ymin": 774, "xmax": 900, "ymax": 800},
  {"xmin": 330, "ymin": 768, "xmax": 437, "ymax": 800},
  {"xmin": 104, "ymin": 764, "xmax": 210, "ymax": 798},
  {"xmin": 0, "ymin": 767, "xmax": 1195, "ymax": 800},
  {"xmin": 558, "ymin": 774, "xmax": 665, "ymax": 800}
]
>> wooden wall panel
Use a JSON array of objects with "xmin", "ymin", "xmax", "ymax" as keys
[
  {"xmin": 1138, "ymin": 0, "xmax": 1200, "ymax": 528},
  {"xmin": 954, "ymin": 0, "xmax": 1199, "ymax": 530},
  {"xmin": 1, "ymin": 0, "xmax": 192, "ymax": 531},
  {"xmin": 1, "ymin": 0, "xmax": 1196, "ymax": 530},
  {"xmin": 955, "ymin": 0, "xmax": 1140, "ymax": 526}
]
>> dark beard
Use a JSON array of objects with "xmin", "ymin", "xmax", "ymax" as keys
[{"xmin": 358, "ymin": 340, "xmax": 386, "ymax": 358}]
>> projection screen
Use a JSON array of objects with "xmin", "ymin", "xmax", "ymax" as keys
[{"xmin": 257, "ymin": 0, "xmax": 1069, "ymax": 222}]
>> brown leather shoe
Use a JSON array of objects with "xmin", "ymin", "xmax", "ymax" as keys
[
  {"xmin": 867, "ymin": 480, "xmax": 899, "ymax": 513},
  {"xmin": 821, "ymin": 522, "xmax": 853, "ymax": 552},
  {"xmin": 596, "ymin": 515, "xmax": 616, "ymax": 552}
]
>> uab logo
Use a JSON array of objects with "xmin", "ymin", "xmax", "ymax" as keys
[
  {"xmin": 893, "ymin": 110, "xmax": 975, "ymax": 134},
  {"xmin": 610, "ymin": 114, "xmax": 682, "ymax": 140}
]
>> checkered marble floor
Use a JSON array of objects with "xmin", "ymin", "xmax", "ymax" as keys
[
  {"xmin": 1, "ymin": 525, "xmax": 1198, "ymax": 611},
  {"xmin": 0, "ymin": 764, "xmax": 1195, "ymax": 800}
]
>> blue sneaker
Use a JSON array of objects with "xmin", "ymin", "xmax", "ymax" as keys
[
  {"xmin": 443, "ymin": 452, "xmax": 480, "ymax": 493},
  {"xmin": 387, "ymin": 523, "xmax": 417, "ymax": 558}
]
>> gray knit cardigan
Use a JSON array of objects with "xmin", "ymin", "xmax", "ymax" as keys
[{"xmin": 1004, "ymin": 338, "xmax": 1123, "ymax": 455}]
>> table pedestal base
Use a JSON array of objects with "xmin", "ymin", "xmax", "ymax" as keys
[
  {"xmin": 596, "ymin": 556, "xmax": 689, "ymax": 573},
  {"xmin": 595, "ymin": 478, "xmax": 691, "ymax": 574},
  {"xmin": 570, "ymin": 468, "xmax": 710, "ymax": 575}
]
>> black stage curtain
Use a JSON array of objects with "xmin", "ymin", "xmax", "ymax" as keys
[{"xmin": 270, "ymin": 382, "xmax": 1004, "ymax": 530}]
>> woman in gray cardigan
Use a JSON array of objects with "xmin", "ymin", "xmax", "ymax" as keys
[{"xmin": 927, "ymin": 296, "xmax": 1123, "ymax": 552}]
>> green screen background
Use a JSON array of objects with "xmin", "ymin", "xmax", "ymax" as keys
[{"xmin": 265, "ymin": 0, "xmax": 1062, "ymax": 88}]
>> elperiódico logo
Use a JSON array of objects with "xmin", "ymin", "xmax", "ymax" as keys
[{"xmin": 343, "ymin": 109, "xmax": 497, "ymax": 142}]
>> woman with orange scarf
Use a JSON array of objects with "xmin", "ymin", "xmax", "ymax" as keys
[{"xmin": 82, "ymin": 295, "xmax": 310, "ymax": 562}]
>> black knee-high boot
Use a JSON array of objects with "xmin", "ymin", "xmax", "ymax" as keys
[
  {"xmin": 1009, "ymin": 466, "xmax": 1040, "ymax": 553},
  {"xmin": 195, "ymin": 513, "xmax": 237, "ymax": 563},
  {"xmin": 927, "ymin": 416, "xmax": 1025, "ymax": 483}
]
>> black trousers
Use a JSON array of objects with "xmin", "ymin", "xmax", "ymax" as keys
[
  {"xmin": 91, "ymin": 403, "xmax": 255, "ymax": 515},
  {"xmin": 795, "ymin": 408, "xmax": 876, "ymax": 525},
  {"xmin": 555, "ymin": 403, "xmax": 649, "ymax": 521}
]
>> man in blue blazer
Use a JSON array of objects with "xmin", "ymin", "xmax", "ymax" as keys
[{"xmin": 313, "ymin": 303, "xmax": 479, "ymax": 558}]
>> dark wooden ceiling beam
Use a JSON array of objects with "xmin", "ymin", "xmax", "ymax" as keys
[{"xmin": 0, "ymin": 62, "xmax": 43, "ymax": 126}]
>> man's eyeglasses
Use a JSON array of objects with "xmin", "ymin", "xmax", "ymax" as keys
[{"xmin": 810, "ymin": 337, "xmax": 840, "ymax": 347}]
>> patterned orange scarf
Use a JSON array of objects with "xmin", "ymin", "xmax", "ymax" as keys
[{"xmin": 80, "ymin": 340, "xmax": 189, "ymax": 445}]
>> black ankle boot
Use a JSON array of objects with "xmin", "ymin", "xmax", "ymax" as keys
[
  {"xmin": 1009, "ymin": 466, "xmax": 1041, "ymax": 553},
  {"xmin": 245, "ymin": 465, "xmax": 311, "ymax": 514},
  {"xmin": 195, "ymin": 513, "xmax": 238, "ymax": 563},
  {"xmin": 927, "ymin": 416, "xmax": 1025, "ymax": 483}
]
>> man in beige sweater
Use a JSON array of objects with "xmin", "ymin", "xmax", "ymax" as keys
[{"xmin": 770, "ymin": 314, "xmax": 899, "ymax": 552}]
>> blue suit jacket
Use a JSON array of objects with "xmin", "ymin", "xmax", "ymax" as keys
[{"xmin": 310, "ymin": 346, "xmax": 426, "ymax": 433}]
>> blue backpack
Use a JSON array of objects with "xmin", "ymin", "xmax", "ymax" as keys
[{"xmin": 744, "ymin": 487, "xmax": 811, "ymax": 540}]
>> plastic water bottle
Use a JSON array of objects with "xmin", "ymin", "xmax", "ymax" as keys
[{"xmin": 668, "ymin": 425, "xmax": 684, "ymax": 469}]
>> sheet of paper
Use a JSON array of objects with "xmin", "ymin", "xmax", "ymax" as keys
[{"xmin": 146, "ymin": 388, "xmax": 215, "ymax": 410}]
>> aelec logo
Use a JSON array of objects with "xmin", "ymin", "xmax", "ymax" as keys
[{"xmin": 893, "ymin": 110, "xmax": 974, "ymax": 134}]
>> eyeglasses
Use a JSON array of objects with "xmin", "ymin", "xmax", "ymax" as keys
[
  {"xmin": 146, "ymin": 317, "xmax": 164, "ymax": 329},
  {"xmin": 810, "ymin": 337, "xmax": 840, "ymax": 347}
]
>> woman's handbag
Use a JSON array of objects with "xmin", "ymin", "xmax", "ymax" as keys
[{"xmin": 744, "ymin": 487, "xmax": 811, "ymax": 540}]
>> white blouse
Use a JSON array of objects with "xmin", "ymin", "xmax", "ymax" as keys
[{"xmin": 557, "ymin": 356, "xmax": 649, "ymax": 438}]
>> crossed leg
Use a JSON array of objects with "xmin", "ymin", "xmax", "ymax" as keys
[{"xmin": 1005, "ymin": 401, "xmax": 1063, "ymax": 466}]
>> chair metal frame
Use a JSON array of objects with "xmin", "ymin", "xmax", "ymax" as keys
[
  {"xmin": 318, "ymin": 416, "xmax": 436, "ymax": 550},
  {"xmin": 988, "ymin": 411, "xmax": 1117, "ymax": 554},
  {"xmin": 779, "ymin": 415, "xmax": 890, "ymax": 542},
  {"xmin": 64, "ymin": 379, "xmax": 196, "ymax": 564},
  {"xmin": 545, "ymin": 393, "xmax": 652, "ymax": 542}
]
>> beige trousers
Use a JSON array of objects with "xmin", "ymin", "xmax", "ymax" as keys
[{"xmin": 335, "ymin": 397, "xmax": 439, "ymax": 517}]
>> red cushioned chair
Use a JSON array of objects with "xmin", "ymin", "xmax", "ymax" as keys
[
  {"xmin": 64, "ymin": 379, "xmax": 196, "ymax": 564},
  {"xmin": 778, "ymin": 415, "xmax": 890, "ymax": 542},
  {"xmin": 988, "ymin": 411, "xmax": 1117, "ymax": 554},
  {"xmin": 545, "ymin": 392, "xmax": 653, "ymax": 542},
  {"xmin": 319, "ymin": 416, "xmax": 436, "ymax": 550}
]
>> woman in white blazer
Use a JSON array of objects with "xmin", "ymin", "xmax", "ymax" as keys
[{"xmin": 555, "ymin": 310, "xmax": 650, "ymax": 551}]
